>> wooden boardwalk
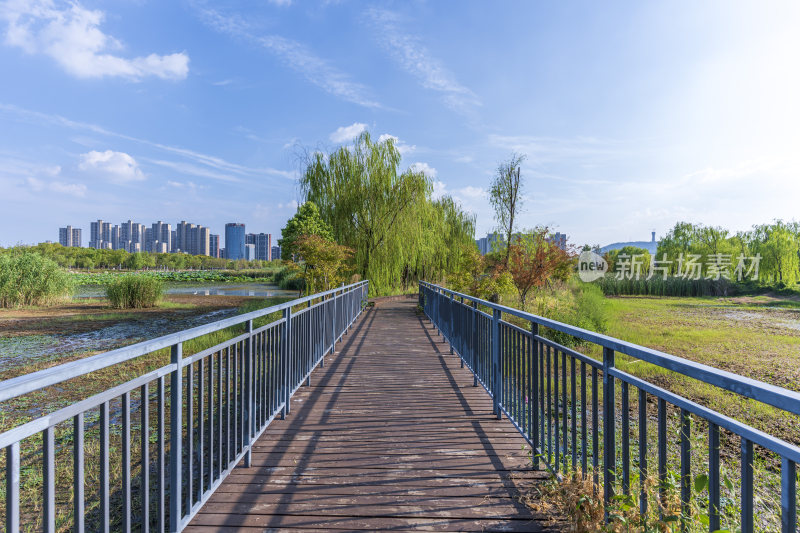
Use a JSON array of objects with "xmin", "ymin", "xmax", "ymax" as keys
[{"xmin": 187, "ymin": 297, "xmax": 556, "ymax": 532}]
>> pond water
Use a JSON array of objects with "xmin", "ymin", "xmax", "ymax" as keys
[
  {"xmin": 76, "ymin": 283, "xmax": 298, "ymax": 299},
  {"xmin": 1, "ymin": 283, "xmax": 298, "ymax": 372},
  {"xmin": 0, "ymin": 308, "xmax": 241, "ymax": 371}
]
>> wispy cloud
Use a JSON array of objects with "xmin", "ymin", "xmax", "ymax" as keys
[
  {"xmin": 330, "ymin": 122, "xmax": 367, "ymax": 143},
  {"xmin": 194, "ymin": 5, "xmax": 381, "ymax": 109},
  {"xmin": 0, "ymin": 103, "xmax": 294, "ymax": 183},
  {"xmin": 0, "ymin": 0, "xmax": 189, "ymax": 80},
  {"xmin": 488, "ymin": 134, "xmax": 624, "ymax": 164},
  {"xmin": 366, "ymin": 8, "xmax": 480, "ymax": 114}
]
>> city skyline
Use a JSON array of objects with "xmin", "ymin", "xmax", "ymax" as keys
[
  {"xmin": 1, "ymin": 2, "xmax": 799, "ymax": 247},
  {"xmin": 56, "ymin": 217, "xmax": 275, "ymax": 260}
]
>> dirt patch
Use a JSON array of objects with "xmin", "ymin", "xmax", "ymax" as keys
[
  {"xmin": 0, "ymin": 294, "xmax": 250, "ymax": 337},
  {"xmin": 726, "ymin": 292, "xmax": 800, "ymax": 305}
]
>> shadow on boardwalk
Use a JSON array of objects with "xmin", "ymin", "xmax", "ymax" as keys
[{"xmin": 187, "ymin": 296, "xmax": 561, "ymax": 532}]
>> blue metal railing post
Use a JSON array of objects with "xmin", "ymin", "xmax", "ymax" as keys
[
  {"xmin": 471, "ymin": 300, "xmax": 478, "ymax": 387},
  {"xmin": 603, "ymin": 346, "xmax": 616, "ymax": 517},
  {"xmin": 244, "ymin": 319, "xmax": 253, "ymax": 467},
  {"xmin": 492, "ymin": 308, "xmax": 501, "ymax": 419},
  {"xmin": 169, "ymin": 342, "xmax": 183, "ymax": 533},
  {"xmin": 331, "ymin": 290, "xmax": 337, "ymax": 354},
  {"xmin": 282, "ymin": 307, "xmax": 292, "ymax": 418},
  {"xmin": 531, "ymin": 322, "xmax": 539, "ymax": 468},
  {"xmin": 449, "ymin": 292, "xmax": 454, "ymax": 354}
]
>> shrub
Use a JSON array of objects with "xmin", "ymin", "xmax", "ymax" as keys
[
  {"xmin": 273, "ymin": 265, "xmax": 305, "ymax": 291},
  {"xmin": 106, "ymin": 275, "xmax": 164, "ymax": 308},
  {"xmin": 532, "ymin": 282, "xmax": 609, "ymax": 348},
  {"xmin": 0, "ymin": 251, "xmax": 73, "ymax": 308}
]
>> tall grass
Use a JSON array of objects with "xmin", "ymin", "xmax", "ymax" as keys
[
  {"xmin": 106, "ymin": 276, "xmax": 164, "ymax": 308},
  {"xmin": 594, "ymin": 275, "xmax": 735, "ymax": 297},
  {"xmin": 0, "ymin": 251, "xmax": 73, "ymax": 307}
]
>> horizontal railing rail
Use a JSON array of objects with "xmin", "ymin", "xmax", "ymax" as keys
[
  {"xmin": 419, "ymin": 281, "xmax": 798, "ymax": 533},
  {"xmin": 0, "ymin": 280, "xmax": 368, "ymax": 532}
]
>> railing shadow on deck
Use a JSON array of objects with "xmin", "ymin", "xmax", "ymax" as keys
[
  {"xmin": 416, "ymin": 313, "xmax": 539, "ymax": 520},
  {"xmin": 238, "ymin": 305, "xmax": 377, "ymax": 531}
]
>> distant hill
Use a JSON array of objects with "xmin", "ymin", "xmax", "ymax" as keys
[{"xmin": 599, "ymin": 232, "xmax": 658, "ymax": 255}]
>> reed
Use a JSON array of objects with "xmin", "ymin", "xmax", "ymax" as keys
[
  {"xmin": 106, "ymin": 276, "xmax": 164, "ymax": 309},
  {"xmin": 0, "ymin": 251, "xmax": 73, "ymax": 308}
]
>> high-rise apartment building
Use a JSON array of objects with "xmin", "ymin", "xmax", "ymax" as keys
[
  {"xmin": 225, "ymin": 223, "xmax": 246, "ymax": 260},
  {"xmin": 209, "ymin": 234, "xmax": 220, "ymax": 258},
  {"xmin": 176, "ymin": 221, "xmax": 195, "ymax": 254},
  {"xmin": 150, "ymin": 221, "xmax": 171, "ymax": 253},
  {"xmin": 272, "ymin": 245, "xmax": 281, "ymax": 261},
  {"xmin": 245, "ymin": 244, "xmax": 256, "ymax": 261},
  {"xmin": 58, "ymin": 226, "xmax": 82, "ymax": 247},
  {"xmin": 195, "ymin": 226, "xmax": 210, "ymax": 257},
  {"xmin": 246, "ymin": 233, "xmax": 272, "ymax": 261},
  {"xmin": 89, "ymin": 220, "xmax": 112, "ymax": 249}
]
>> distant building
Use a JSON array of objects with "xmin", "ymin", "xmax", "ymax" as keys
[
  {"xmin": 245, "ymin": 243, "xmax": 256, "ymax": 261},
  {"xmin": 149, "ymin": 221, "xmax": 171, "ymax": 253},
  {"xmin": 546, "ymin": 232, "xmax": 567, "ymax": 250},
  {"xmin": 209, "ymin": 234, "xmax": 220, "ymax": 258},
  {"xmin": 246, "ymin": 233, "xmax": 272, "ymax": 261},
  {"xmin": 475, "ymin": 233, "xmax": 505, "ymax": 255},
  {"xmin": 89, "ymin": 220, "xmax": 112, "ymax": 249},
  {"xmin": 475, "ymin": 236, "xmax": 488, "ymax": 255},
  {"xmin": 599, "ymin": 232, "xmax": 658, "ymax": 255},
  {"xmin": 176, "ymin": 220, "xmax": 210, "ymax": 256},
  {"xmin": 225, "ymin": 223, "xmax": 246, "ymax": 260},
  {"xmin": 271, "ymin": 245, "xmax": 281, "ymax": 261},
  {"xmin": 58, "ymin": 226, "xmax": 82, "ymax": 247}
]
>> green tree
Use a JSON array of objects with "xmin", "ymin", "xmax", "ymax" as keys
[
  {"xmin": 300, "ymin": 132, "xmax": 472, "ymax": 294},
  {"xmin": 278, "ymin": 201, "xmax": 334, "ymax": 261},
  {"xmin": 490, "ymin": 153, "xmax": 525, "ymax": 267},
  {"xmin": 295, "ymin": 234, "xmax": 353, "ymax": 294}
]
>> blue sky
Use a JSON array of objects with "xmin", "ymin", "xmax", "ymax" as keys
[{"xmin": 1, "ymin": 0, "xmax": 799, "ymax": 249}]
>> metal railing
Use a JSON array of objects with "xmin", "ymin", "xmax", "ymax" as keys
[
  {"xmin": 420, "ymin": 281, "xmax": 800, "ymax": 533},
  {"xmin": 0, "ymin": 280, "xmax": 368, "ymax": 532}
]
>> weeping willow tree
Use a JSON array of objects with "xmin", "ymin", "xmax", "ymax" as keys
[{"xmin": 300, "ymin": 132, "xmax": 476, "ymax": 295}]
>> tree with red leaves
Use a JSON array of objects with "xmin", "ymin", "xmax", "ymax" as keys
[{"xmin": 507, "ymin": 229, "xmax": 573, "ymax": 309}]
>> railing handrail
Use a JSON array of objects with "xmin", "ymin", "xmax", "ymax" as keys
[
  {"xmin": 419, "ymin": 281, "xmax": 800, "ymax": 417},
  {"xmin": 0, "ymin": 280, "xmax": 368, "ymax": 403}
]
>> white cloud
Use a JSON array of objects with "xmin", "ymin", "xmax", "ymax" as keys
[
  {"xmin": 377, "ymin": 133, "xmax": 416, "ymax": 156},
  {"xmin": 409, "ymin": 162, "xmax": 437, "ymax": 179},
  {"xmin": 79, "ymin": 150, "xmax": 145, "ymax": 183},
  {"xmin": 0, "ymin": 0, "xmax": 189, "ymax": 80},
  {"xmin": 267, "ymin": 0, "xmax": 293, "ymax": 6},
  {"xmin": 367, "ymin": 8, "xmax": 480, "ymax": 114},
  {"xmin": 431, "ymin": 180, "xmax": 447, "ymax": 199},
  {"xmin": 278, "ymin": 200, "xmax": 299, "ymax": 210},
  {"xmin": 196, "ymin": 7, "xmax": 380, "ymax": 108},
  {"xmin": 26, "ymin": 176, "xmax": 85, "ymax": 196},
  {"xmin": 454, "ymin": 155, "xmax": 473, "ymax": 164},
  {"xmin": 330, "ymin": 122, "xmax": 367, "ymax": 143},
  {"xmin": 458, "ymin": 185, "xmax": 486, "ymax": 199},
  {"xmin": 49, "ymin": 181, "xmax": 86, "ymax": 196}
]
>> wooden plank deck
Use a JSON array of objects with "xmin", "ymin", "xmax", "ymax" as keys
[{"xmin": 187, "ymin": 296, "xmax": 557, "ymax": 532}]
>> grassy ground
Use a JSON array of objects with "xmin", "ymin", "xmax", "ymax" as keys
[{"xmin": 594, "ymin": 294, "xmax": 800, "ymax": 447}]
